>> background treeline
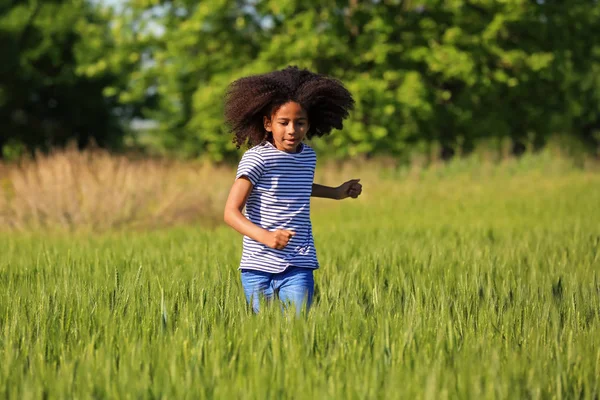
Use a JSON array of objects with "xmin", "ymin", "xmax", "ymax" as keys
[{"xmin": 2, "ymin": 0, "xmax": 600, "ymax": 161}]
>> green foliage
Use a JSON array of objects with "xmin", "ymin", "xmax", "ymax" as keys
[
  {"xmin": 1, "ymin": 169, "xmax": 599, "ymax": 397},
  {"xmin": 88, "ymin": 0, "xmax": 600, "ymax": 160},
  {"xmin": 4, "ymin": 1, "xmax": 600, "ymax": 160},
  {"xmin": 0, "ymin": 0, "xmax": 125, "ymax": 156}
]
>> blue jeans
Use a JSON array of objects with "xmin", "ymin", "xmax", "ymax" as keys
[{"xmin": 240, "ymin": 267, "xmax": 314, "ymax": 314}]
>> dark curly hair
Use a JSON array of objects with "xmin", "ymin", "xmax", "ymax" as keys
[{"xmin": 224, "ymin": 66, "xmax": 355, "ymax": 148}]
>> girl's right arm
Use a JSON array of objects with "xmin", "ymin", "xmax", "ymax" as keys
[{"xmin": 223, "ymin": 177, "xmax": 295, "ymax": 250}]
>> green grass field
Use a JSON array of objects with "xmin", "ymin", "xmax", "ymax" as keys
[{"xmin": 1, "ymin": 158, "xmax": 599, "ymax": 399}]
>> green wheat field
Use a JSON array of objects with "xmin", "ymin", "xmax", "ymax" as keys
[{"xmin": 1, "ymin": 157, "xmax": 599, "ymax": 399}]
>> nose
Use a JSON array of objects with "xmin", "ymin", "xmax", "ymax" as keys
[{"xmin": 286, "ymin": 123, "xmax": 297, "ymax": 134}]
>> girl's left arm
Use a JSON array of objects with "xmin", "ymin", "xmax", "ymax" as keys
[{"xmin": 312, "ymin": 179, "xmax": 362, "ymax": 200}]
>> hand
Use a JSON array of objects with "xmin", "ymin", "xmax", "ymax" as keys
[
  {"xmin": 337, "ymin": 179, "xmax": 362, "ymax": 199},
  {"xmin": 263, "ymin": 229, "xmax": 296, "ymax": 249}
]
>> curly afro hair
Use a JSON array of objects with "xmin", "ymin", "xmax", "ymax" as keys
[{"xmin": 224, "ymin": 66, "xmax": 354, "ymax": 148}]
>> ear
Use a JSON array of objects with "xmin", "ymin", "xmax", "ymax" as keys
[{"xmin": 263, "ymin": 116, "xmax": 272, "ymax": 132}]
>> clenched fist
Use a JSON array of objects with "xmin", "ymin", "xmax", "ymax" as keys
[
  {"xmin": 263, "ymin": 229, "xmax": 296, "ymax": 249},
  {"xmin": 337, "ymin": 179, "xmax": 362, "ymax": 199}
]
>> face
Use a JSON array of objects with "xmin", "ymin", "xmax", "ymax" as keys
[{"xmin": 264, "ymin": 101, "xmax": 310, "ymax": 153}]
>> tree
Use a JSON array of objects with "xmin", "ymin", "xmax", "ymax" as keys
[
  {"xmin": 0, "ymin": 0, "xmax": 124, "ymax": 158},
  {"xmin": 79, "ymin": 0, "xmax": 267, "ymax": 160},
  {"xmin": 67, "ymin": 0, "xmax": 600, "ymax": 160}
]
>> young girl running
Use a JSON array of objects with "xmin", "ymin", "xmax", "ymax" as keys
[{"xmin": 223, "ymin": 66, "xmax": 362, "ymax": 314}]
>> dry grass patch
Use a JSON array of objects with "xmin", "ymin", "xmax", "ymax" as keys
[{"xmin": 0, "ymin": 147, "xmax": 231, "ymax": 232}]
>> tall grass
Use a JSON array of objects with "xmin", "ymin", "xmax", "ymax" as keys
[
  {"xmin": 0, "ymin": 144, "xmax": 596, "ymax": 232},
  {"xmin": 0, "ymin": 146, "xmax": 231, "ymax": 231},
  {"xmin": 0, "ymin": 151, "xmax": 598, "ymax": 398}
]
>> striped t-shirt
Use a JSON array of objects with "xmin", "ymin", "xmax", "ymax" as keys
[{"xmin": 235, "ymin": 141, "xmax": 319, "ymax": 273}]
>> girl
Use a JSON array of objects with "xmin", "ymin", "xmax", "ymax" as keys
[{"xmin": 223, "ymin": 66, "xmax": 362, "ymax": 315}]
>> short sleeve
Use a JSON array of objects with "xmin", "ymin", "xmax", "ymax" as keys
[{"xmin": 235, "ymin": 150, "xmax": 265, "ymax": 186}]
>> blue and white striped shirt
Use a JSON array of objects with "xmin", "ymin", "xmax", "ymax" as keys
[{"xmin": 235, "ymin": 141, "xmax": 319, "ymax": 273}]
